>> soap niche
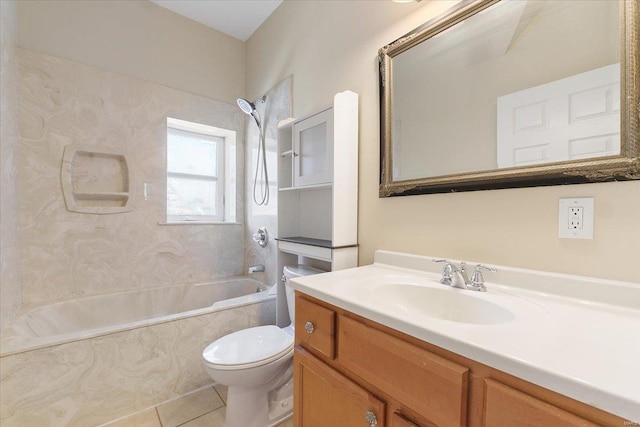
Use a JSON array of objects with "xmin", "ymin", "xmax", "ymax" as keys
[{"xmin": 61, "ymin": 145, "xmax": 135, "ymax": 214}]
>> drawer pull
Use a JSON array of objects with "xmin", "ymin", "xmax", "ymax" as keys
[
  {"xmin": 365, "ymin": 410, "xmax": 378, "ymax": 426},
  {"xmin": 304, "ymin": 321, "xmax": 315, "ymax": 334}
]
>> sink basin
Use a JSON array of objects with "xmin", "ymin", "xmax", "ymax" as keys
[{"xmin": 373, "ymin": 284, "xmax": 516, "ymax": 324}]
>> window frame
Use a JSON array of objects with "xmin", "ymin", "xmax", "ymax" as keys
[{"xmin": 166, "ymin": 118, "xmax": 236, "ymax": 224}]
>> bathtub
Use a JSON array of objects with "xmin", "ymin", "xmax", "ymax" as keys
[{"xmin": 0, "ymin": 276, "xmax": 276, "ymax": 427}]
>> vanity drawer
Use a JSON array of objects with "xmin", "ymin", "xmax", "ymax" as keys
[
  {"xmin": 338, "ymin": 315, "xmax": 469, "ymax": 427},
  {"xmin": 483, "ymin": 379, "xmax": 600, "ymax": 427},
  {"xmin": 295, "ymin": 296, "xmax": 336, "ymax": 359}
]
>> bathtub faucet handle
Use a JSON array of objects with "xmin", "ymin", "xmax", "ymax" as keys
[{"xmin": 252, "ymin": 227, "xmax": 269, "ymax": 248}]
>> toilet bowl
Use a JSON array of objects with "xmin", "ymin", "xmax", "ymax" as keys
[{"xmin": 202, "ymin": 265, "xmax": 325, "ymax": 427}]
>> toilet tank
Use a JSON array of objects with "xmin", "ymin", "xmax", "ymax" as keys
[{"xmin": 283, "ymin": 265, "xmax": 326, "ymax": 324}]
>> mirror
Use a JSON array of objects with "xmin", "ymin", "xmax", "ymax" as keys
[{"xmin": 379, "ymin": 0, "xmax": 639, "ymax": 196}]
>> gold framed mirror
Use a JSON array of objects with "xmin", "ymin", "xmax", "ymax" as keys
[{"xmin": 379, "ymin": 0, "xmax": 639, "ymax": 196}]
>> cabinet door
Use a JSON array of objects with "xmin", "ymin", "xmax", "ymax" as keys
[
  {"xmin": 293, "ymin": 109, "xmax": 333, "ymax": 187},
  {"xmin": 483, "ymin": 379, "xmax": 600, "ymax": 427},
  {"xmin": 294, "ymin": 348, "xmax": 385, "ymax": 427},
  {"xmin": 338, "ymin": 316, "xmax": 468, "ymax": 427},
  {"xmin": 391, "ymin": 413, "xmax": 425, "ymax": 427}
]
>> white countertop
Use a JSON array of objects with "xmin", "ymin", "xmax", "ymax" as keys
[{"xmin": 289, "ymin": 250, "xmax": 640, "ymax": 422}]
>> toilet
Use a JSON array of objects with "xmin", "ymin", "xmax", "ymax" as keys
[{"xmin": 202, "ymin": 265, "xmax": 325, "ymax": 427}]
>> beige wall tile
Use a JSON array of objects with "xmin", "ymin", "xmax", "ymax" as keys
[
  {"xmin": 0, "ymin": 0, "xmax": 22, "ymax": 331},
  {"xmin": 17, "ymin": 49, "xmax": 247, "ymax": 305}
]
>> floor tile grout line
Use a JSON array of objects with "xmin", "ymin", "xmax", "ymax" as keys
[
  {"xmin": 154, "ymin": 407, "xmax": 164, "ymax": 427},
  {"xmin": 175, "ymin": 406, "xmax": 224, "ymax": 427},
  {"xmin": 160, "ymin": 385, "xmax": 225, "ymax": 427},
  {"xmin": 212, "ymin": 384, "xmax": 225, "ymax": 403}
]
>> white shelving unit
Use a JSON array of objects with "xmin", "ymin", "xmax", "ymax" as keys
[{"xmin": 275, "ymin": 90, "xmax": 359, "ymax": 326}]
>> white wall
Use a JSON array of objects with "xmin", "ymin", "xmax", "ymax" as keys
[
  {"xmin": 246, "ymin": 0, "xmax": 640, "ymax": 283},
  {"xmin": 17, "ymin": 0, "xmax": 245, "ymax": 104},
  {"xmin": 0, "ymin": 0, "xmax": 22, "ymax": 331}
]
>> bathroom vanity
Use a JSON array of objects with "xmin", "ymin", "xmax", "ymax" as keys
[{"xmin": 290, "ymin": 251, "xmax": 639, "ymax": 426}]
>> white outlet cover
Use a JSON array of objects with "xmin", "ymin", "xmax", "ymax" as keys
[{"xmin": 558, "ymin": 197, "xmax": 594, "ymax": 239}]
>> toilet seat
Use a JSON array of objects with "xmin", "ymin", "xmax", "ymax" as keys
[{"xmin": 203, "ymin": 325, "xmax": 294, "ymax": 370}]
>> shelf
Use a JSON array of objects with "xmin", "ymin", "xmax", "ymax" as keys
[
  {"xmin": 276, "ymin": 236, "xmax": 358, "ymax": 250},
  {"xmin": 276, "ymin": 91, "xmax": 358, "ymax": 280},
  {"xmin": 73, "ymin": 192, "xmax": 130, "ymax": 201},
  {"xmin": 60, "ymin": 145, "xmax": 135, "ymax": 214},
  {"xmin": 278, "ymin": 117, "xmax": 295, "ymax": 129},
  {"xmin": 279, "ymin": 183, "xmax": 332, "ymax": 192}
]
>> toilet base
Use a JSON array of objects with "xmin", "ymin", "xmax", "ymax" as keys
[{"xmin": 222, "ymin": 361, "xmax": 293, "ymax": 427}]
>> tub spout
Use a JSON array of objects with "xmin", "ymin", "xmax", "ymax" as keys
[{"xmin": 248, "ymin": 264, "xmax": 265, "ymax": 274}]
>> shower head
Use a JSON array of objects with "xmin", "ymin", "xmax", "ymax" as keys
[
  {"xmin": 237, "ymin": 98, "xmax": 256, "ymax": 115},
  {"xmin": 237, "ymin": 97, "xmax": 262, "ymax": 129}
]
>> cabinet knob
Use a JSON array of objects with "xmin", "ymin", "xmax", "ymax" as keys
[
  {"xmin": 304, "ymin": 321, "xmax": 315, "ymax": 334},
  {"xmin": 365, "ymin": 410, "xmax": 378, "ymax": 426}
]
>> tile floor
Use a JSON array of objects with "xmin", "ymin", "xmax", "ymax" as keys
[{"xmin": 102, "ymin": 384, "xmax": 293, "ymax": 427}]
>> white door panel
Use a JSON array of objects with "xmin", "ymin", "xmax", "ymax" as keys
[{"xmin": 497, "ymin": 63, "xmax": 620, "ymax": 168}]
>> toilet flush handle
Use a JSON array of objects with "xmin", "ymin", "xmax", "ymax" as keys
[{"xmin": 304, "ymin": 321, "xmax": 315, "ymax": 334}]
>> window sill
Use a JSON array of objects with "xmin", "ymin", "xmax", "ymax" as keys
[{"xmin": 158, "ymin": 221, "xmax": 243, "ymax": 226}]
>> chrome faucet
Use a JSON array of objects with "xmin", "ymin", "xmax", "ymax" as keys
[
  {"xmin": 248, "ymin": 264, "xmax": 265, "ymax": 274},
  {"xmin": 468, "ymin": 264, "xmax": 497, "ymax": 292},
  {"xmin": 433, "ymin": 259, "xmax": 467, "ymax": 289},
  {"xmin": 433, "ymin": 259, "xmax": 495, "ymax": 292}
]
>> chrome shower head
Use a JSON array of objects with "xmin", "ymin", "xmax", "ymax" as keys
[{"xmin": 237, "ymin": 98, "xmax": 256, "ymax": 115}]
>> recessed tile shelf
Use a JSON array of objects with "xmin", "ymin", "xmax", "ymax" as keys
[{"xmin": 61, "ymin": 144, "xmax": 135, "ymax": 214}]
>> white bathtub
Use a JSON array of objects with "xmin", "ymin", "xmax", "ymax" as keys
[
  {"xmin": 1, "ymin": 277, "xmax": 272, "ymax": 356},
  {"xmin": 0, "ymin": 277, "xmax": 277, "ymax": 427}
]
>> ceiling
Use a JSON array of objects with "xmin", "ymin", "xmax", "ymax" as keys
[{"xmin": 150, "ymin": 0, "xmax": 283, "ymax": 41}]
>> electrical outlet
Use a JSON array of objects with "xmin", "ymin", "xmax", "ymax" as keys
[
  {"xmin": 568, "ymin": 206, "xmax": 583, "ymax": 230},
  {"xmin": 559, "ymin": 198, "xmax": 594, "ymax": 239}
]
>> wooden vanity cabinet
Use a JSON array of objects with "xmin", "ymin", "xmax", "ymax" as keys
[
  {"xmin": 338, "ymin": 315, "xmax": 469, "ymax": 427},
  {"xmin": 294, "ymin": 349, "xmax": 386, "ymax": 427},
  {"xmin": 293, "ymin": 294, "xmax": 626, "ymax": 427},
  {"xmin": 391, "ymin": 413, "xmax": 424, "ymax": 427},
  {"xmin": 483, "ymin": 379, "xmax": 600, "ymax": 427}
]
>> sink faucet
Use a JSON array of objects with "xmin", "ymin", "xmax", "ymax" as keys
[
  {"xmin": 433, "ymin": 259, "xmax": 467, "ymax": 289},
  {"xmin": 433, "ymin": 260, "xmax": 495, "ymax": 292}
]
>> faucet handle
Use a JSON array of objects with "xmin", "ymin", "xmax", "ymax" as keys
[
  {"xmin": 469, "ymin": 264, "xmax": 496, "ymax": 292},
  {"xmin": 433, "ymin": 259, "xmax": 456, "ymax": 269},
  {"xmin": 433, "ymin": 259, "xmax": 454, "ymax": 284}
]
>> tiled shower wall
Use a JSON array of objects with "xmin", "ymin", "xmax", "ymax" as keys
[
  {"xmin": 0, "ymin": 0, "xmax": 22, "ymax": 331},
  {"xmin": 244, "ymin": 78, "xmax": 291, "ymax": 287},
  {"xmin": 17, "ymin": 49, "xmax": 247, "ymax": 306}
]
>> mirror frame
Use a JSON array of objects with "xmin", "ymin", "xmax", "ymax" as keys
[{"xmin": 379, "ymin": 0, "xmax": 639, "ymax": 197}]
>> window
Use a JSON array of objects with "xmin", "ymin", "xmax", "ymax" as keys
[{"xmin": 166, "ymin": 118, "xmax": 236, "ymax": 223}]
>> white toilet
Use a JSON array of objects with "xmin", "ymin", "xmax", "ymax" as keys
[{"xmin": 202, "ymin": 265, "xmax": 324, "ymax": 427}]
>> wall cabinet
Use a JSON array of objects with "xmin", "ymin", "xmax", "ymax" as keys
[
  {"xmin": 293, "ymin": 109, "xmax": 334, "ymax": 187},
  {"xmin": 275, "ymin": 91, "xmax": 359, "ymax": 326},
  {"xmin": 293, "ymin": 294, "xmax": 626, "ymax": 427}
]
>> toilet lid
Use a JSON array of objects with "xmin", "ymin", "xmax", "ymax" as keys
[{"xmin": 202, "ymin": 325, "xmax": 293, "ymax": 368}]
